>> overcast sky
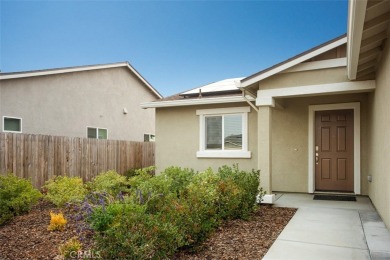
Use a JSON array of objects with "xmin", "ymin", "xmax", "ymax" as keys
[{"xmin": 1, "ymin": 0, "xmax": 348, "ymax": 97}]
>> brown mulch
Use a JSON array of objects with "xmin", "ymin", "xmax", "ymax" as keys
[
  {"xmin": 0, "ymin": 202, "xmax": 296, "ymax": 260},
  {"xmin": 0, "ymin": 200, "xmax": 95, "ymax": 260},
  {"xmin": 174, "ymin": 205, "xmax": 297, "ymax": 259}
]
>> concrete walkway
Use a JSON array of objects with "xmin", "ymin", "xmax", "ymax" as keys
[{"xmin": 263, "ymin": 193, "xmax": 390, "ymax": 260}]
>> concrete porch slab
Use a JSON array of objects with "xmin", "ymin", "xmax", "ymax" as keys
[
  {"xmin": 262, "ymin": 193, "xmax": 390, "ymax": 260},
  {"xmin": 264, "ymin": 239, "xmax": 370, "ymax": 260}
]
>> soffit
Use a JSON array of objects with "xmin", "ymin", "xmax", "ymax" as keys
[{"xmin": 356, "ymin": 0, "xmax": 390, "ymax": 80}]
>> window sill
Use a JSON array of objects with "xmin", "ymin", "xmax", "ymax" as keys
[
  {"xmin": 3, "ymin": 130, "xmax": 22, "ymax": 133},
  {"xmin": 196, "ymin": 150, "xmax": 251, "ymax": 158}
]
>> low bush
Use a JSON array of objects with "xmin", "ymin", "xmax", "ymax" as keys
[
  {"xmin": 58, "ymin": 237, "xmax": 82, "ymax": 259},
  {"xmin": 89, "ymin": 202, "xmax": 183, "ymax": 259},
  {"xmin": 87, "ymin": 165, "xmax": 262, "ymax": 259},
  {"xmin": 0, "ymin": 174, "xmax": 42, "ymax": 225},
  {"xmin": 88, "ymin": 170, "xmax": 130, "ymax": 196},
  {"xmin": 48, "ymin": 212, "xmax": 67, "ymax": 231},
  {"xmin": 43, "ymin": 176, "xmax": 87, "ymax": 207},
  {"xmin": 217, "ymin": 165, "xmax": 261, "ymax": 219},
  {"xmin": 127, "ymin": 167, "xmax": 155, "ymax": 188}
]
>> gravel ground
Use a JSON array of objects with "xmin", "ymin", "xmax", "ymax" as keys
[{"xmin": 0, "ymin": 201, "xmax": 296, "ymax": 260}]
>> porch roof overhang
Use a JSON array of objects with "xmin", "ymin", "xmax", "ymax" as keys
[
  {"xmin": 256, "ymin": 80, "xmax": 376, "ymax": 107},
  {"xmin": 347, "ymin": 0, "xmax": 390, "ymax": 80}
]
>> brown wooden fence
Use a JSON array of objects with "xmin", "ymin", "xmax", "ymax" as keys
[{"xmin": 0, "ymin": 133, "xmax": 155, "ymax": 188}]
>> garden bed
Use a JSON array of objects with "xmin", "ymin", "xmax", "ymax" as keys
[{"xmin": 0, "ymin": 200, "xmax": 296, "ymax": 259}]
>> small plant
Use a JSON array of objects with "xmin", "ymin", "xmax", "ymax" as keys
[
  {"xmin": 43, "ymin": 176, "xmax": 87, "ymax": 207},
  {"xmin": 58, "ymin": 237, "xmax": 82, "ymax": 258},
  {"xmin": 0, "ymin": 174, "xmax": 42, "ymax": 225},
  {"xmin": 48, "ymin": 212, "xmax": 67, "ymax": 231}
]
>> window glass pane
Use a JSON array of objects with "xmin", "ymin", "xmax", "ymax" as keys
[
  {"xmin": 98, "ymin": 129, "xmax": 107, "ymax": 139},
  {"xmin": 206, "ymin": 116, "xmax": 222, "ymax": 149},
  {"xmin": 87, "ymin": 128, "xmax": 97, "ymax": 138},
  {"xmin": 224, "ymin": 114, "xmax": 242, "ymax": 150},
  {"xmin": 4, "ymin": 118, "xmax": 21, "ymax": 132}
]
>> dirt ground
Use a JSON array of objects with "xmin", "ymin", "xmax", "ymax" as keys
[{"xmin": 0, "ymin": 201, "xmax": 296, "ymax": 260}]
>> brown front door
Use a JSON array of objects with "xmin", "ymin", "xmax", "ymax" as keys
[{"xmin": 315, "ymin": 109, "xmax": 354, "ymax": 192}]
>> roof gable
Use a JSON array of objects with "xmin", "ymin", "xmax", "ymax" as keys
[
  {"xmin": 0, "ymin": 62, "xmax": 162, "ymax": 99},
  {"xmin": 241, "ymin": 34, "xmax": 347, "ymax": 88}
]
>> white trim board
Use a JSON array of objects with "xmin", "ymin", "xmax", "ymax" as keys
[
  {"xmin": 308, "ymin": 102, "xmax": 361, "ymax": 194},
  {"xmin": 256, "ymin": 81, "xmax": 375, "ymax": 106},
  {"xmin": 241, "ymin": 36, "xmax": 347, "ymax": 87},
  {"xmin": 347, "ymin": 0, "xmax": 368, "ymax": 80},
  {"xmin": 141, "ymin": 96, "xmax": 255, "ymax": 109}
]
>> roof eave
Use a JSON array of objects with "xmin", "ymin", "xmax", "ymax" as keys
[
  {"xmin": 347, "ymin": 0, "xmax": 368, "ymax": 80},
  {"xmin": 0, "ymin": 62, "xmax": 163, "ymax": 99},
  {"xmin": 141, "ymin": 96, "xmax": 255, "ymax": 109}
]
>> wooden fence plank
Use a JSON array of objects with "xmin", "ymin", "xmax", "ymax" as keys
[{"xmin": 0, "ymin": 133, "xmax": 155, "ymax": 188}]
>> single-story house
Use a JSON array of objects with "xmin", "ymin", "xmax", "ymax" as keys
[
  {"xmin": 142, "ymin": 0, "xmax": 390, "ymax": 228},
  {"xmin": 0, "ymin": 62, "xmax": 162, "ymax": 141}
]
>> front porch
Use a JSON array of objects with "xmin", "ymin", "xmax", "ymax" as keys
[{"xmin": 256, "ymin": 89, "xmax": 374, "ymax": 201}]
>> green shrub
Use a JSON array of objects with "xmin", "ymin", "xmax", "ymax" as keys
[
  {"xmin": 85, "ymin": 164, "xmax": 262, "ymax": 258},
  {"xmin": 162, "ymin": 166, "xmax": 195, "ymax": 195},
  {"xmin": 88, "ymin": 170, "xmax": 130, "ymax": 196},
  {"xmin": 127, "ymin": 167, "xmax": 155, "ymax": 188},
  {"xmin": 0, "ymin": 174, "xmax": 42, "ymax": 225},
  {"xmin": 90, "ymin": 201, "xmax": 183, "ymax": 259},
  {"xmin": 43, "ymin": 176, "xmax": 87, "ymax": 207},
  {"xmin": 217, "ymin": 164, "xmax": 261, "ymax": 219}
]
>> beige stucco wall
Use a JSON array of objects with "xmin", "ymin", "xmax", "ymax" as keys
[
  {"xmin": 155, "ymin": 102, "xmax": 258, "ymax": 173},
  {"xmin": 0, "ymin": 67, "xmax": 157, "ymax": 141},
  {"xmin": 271, "ymin": 93, "xmax": 369, "ymax": 194},
  {"xmin": 259, "ymin": 67, "xmax": 349, "ymax": 90},
  {"xmin": 366, "ymin": 42, "xmax": 390, "ymax": 228}
]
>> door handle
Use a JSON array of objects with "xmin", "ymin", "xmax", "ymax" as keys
[{"xmin": 315, "ymin": 146, "xmax": 319, "ymax": 164}]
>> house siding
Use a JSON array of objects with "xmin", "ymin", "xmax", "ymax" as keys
[
  {"xmin": 155, "ymin": 102, "xmax": 258, "ymax": 173},
  {"xmin": 367, "ymin": 41, "xmax": 390, "ymax": 228},
  {"xmin": 0, "ymin": 67, "xmax": 157, "ymax": 141}
]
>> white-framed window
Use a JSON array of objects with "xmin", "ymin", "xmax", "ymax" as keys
[
  {"xmin": 87, "ymin": 127, "xmax": 108, "ymax": 139},
  {"xmin": 3, "ymin": 116, "xmax": 22, "ymax": 133},
  {"xmin": 196, "ymin": 107, "xmax": 251, "ymax": 158}
]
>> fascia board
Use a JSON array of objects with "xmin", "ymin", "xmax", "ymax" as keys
[
  {"xmin": 141, "ymin": 96, "xmax": 255, "ymax": 109},
  {"xmin": 347, "ymin": 0, "xmax": 368, "ymax": 80},
  {"xmin": 0, "ymin": 63, "xmax": 128, "ymax": 80}
]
